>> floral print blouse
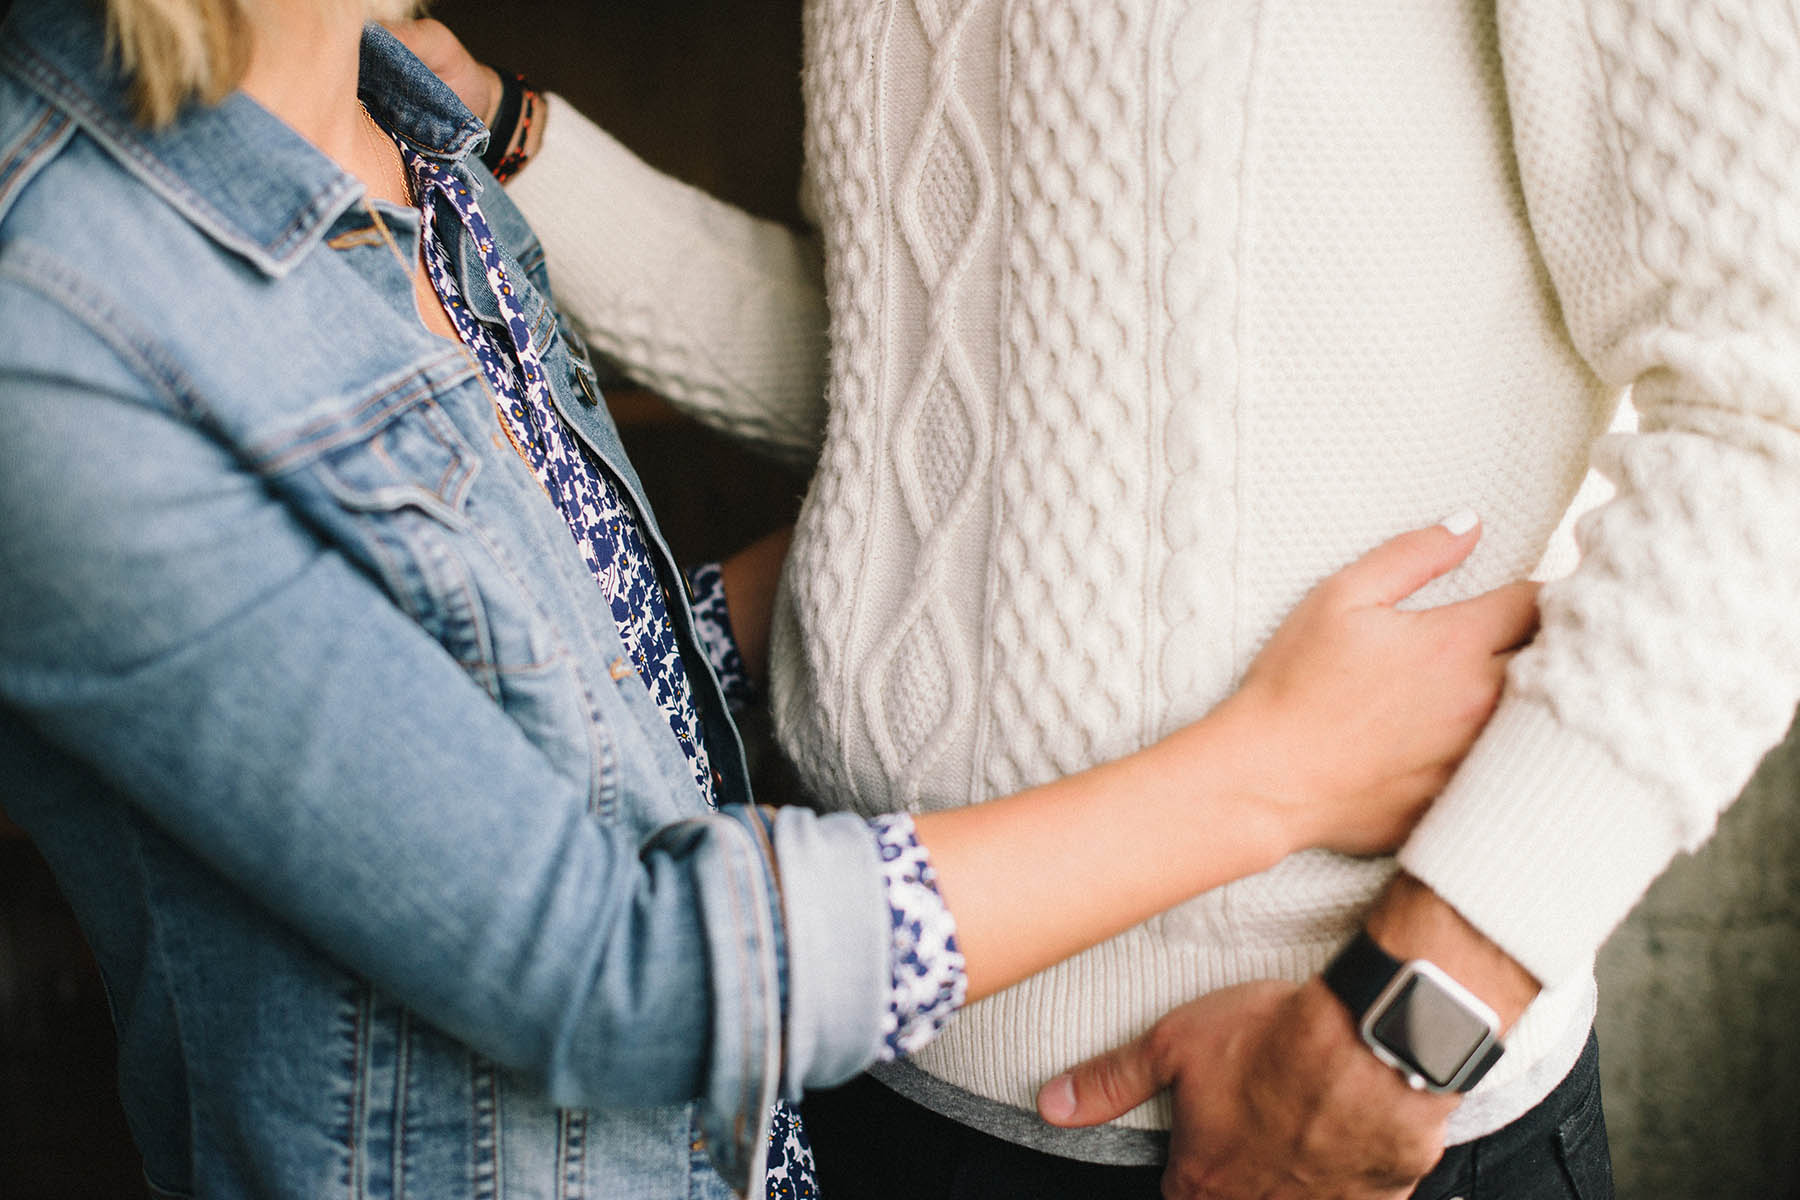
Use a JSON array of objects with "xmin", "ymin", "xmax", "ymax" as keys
[{"xmin": 399, "ymin": 143, "xmax": 966, "ymax": 1198}]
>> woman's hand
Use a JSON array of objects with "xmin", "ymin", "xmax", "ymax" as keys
[
  {"xmin": 387, "ymin": 18, "xmax": 502, "ymax": 126},
  {"xmin": 1220, "ymin": 512, "xmax": 1538, "ymax": 857}
]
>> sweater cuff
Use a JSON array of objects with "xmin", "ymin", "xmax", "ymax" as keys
[{"xmin": 1397, "ymin": 696, "xmax": 1687, "ymax": 987}]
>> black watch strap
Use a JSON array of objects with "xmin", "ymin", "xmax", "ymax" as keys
[
  {"xmin": 1321, "ymin": 929, "xmax": 1406, "ymax": 1017},
  {"xmin": 1323, "ymin": 930, "xmax": 1505, "ymax": 1093}
]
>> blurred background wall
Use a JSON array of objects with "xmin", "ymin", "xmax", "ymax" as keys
[{"xmin": 1, "ymin": 2, "xmax": 1795, "ymax": 1196}]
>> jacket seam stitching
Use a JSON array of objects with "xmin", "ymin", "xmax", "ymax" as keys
[
  {"xmin": 0, "ymin": 248, "xmax": 197, "ymax": 418},
  {"xmin": 0, "ymin": 37, "xmax": 350, "ymax": 271},
  {"xmin": 0, "ymin": 105, "xmax": 72, "ymax": 219}
]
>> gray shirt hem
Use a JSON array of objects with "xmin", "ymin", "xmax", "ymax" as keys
[{"xmin": 865, "ymin": 1060, "xmax": 1169, "ymax": 1166}]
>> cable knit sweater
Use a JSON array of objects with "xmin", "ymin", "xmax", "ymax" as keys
[{"xmin": 510, "ymin": 0, "xmax": 1800, "ymax": 1151}]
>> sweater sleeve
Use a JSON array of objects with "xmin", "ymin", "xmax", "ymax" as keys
[
  {"xmin": 506, "ymin": 94, "xmax": 830, "ymax": 464},
  {"xmin": 1399, "ymin": 0, "xmax": 1800, "ymax": 987}
]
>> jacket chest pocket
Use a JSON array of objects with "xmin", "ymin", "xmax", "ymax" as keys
[
  {"xmin": 290, "ymin": 398, "xmax": 605, "ymax": 800},
  {"xmin": 312, "ymin": 402, "xmax": 514, "ymax": 680}
]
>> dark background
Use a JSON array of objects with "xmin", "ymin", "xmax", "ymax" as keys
[{"xmin": 0, "ymin": 3, "xmax": 807, "ymax": 1194}]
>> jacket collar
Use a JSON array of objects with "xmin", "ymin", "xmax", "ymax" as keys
[{"xmin": 0, "ymin": 0, "xmax": 487, "ymax": 279}]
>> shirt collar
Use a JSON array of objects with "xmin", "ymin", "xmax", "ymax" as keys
[{"xmin": 1, "ymin": 1, "xmax": 487, "ymax": 280}]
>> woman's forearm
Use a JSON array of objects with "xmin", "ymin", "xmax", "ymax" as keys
[{"xmin": 918, "ymin": 694, "xmax": 1286, "ymax": 1001}]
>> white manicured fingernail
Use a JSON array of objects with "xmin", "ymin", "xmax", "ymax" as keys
[{"xmin": 1438, "ymin": 508, "xmax": 1480, "ymax": 537}]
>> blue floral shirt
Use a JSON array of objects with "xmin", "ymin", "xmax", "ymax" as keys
[{"xmin": 402, "ymin": 148, "xmax": 965, "ymax": 1198}]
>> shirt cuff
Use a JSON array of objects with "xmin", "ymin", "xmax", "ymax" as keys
[
  {"xmin": 866, "ymin": 813, "xmax": 968, "ymax": 1061},
  {"xmin": 685, "ymin": 562, "xmax": 757, "ymax": 711}
]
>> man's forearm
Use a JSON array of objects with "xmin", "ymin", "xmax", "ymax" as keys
[{"xmin": 1362, "ymin": 871, "xmax": 1540, "ymax": 1029}]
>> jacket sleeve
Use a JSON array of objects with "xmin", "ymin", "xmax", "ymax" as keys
[
  {"xmin": 1399, "ymin": 0, "xmax": 1800, "ymax": 987},
  {"xmin": 507, "ymin": 95, "xmax": 830, "ymax": 465},
  {"xmin": 0, "ymin": 272, "xmax": 887, "ymax": 1189}
]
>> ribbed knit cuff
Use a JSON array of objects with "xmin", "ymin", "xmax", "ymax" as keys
[{"xmin": 1398, "ymin": 696, "xmax": 1686, "ymax": 987}]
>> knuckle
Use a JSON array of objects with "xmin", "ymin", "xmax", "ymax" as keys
[
  {"xmin": 1162, "ymin": 1159, "xmax": 1209, "ymax": 1200},
  {"xmin": 1377, "ymin": 1126, "xmax": 1444, "ymax": 1183},
  {"xmin": 1405, "ymin": 1128, "xmax": 1446, "ymax": 1174},
  {"xmin": 1315, "ymin": 574, "xmax": 1354, "ymax": 609},
  {"xmin": 1145, "ymin": 1017, "xmax": 1185, "ymax": 1077},
  {"xmin": 1091, "ymin": 1066, "xmax": 1137, "ymax": 1116}
]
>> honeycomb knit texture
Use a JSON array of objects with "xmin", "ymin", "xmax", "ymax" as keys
[{"xmin": 514, "ymin": 0, "xmax": 1800, "ymax": 1145}]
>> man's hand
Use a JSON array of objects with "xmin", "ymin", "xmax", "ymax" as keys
[
  {"xmin": 1037, "ymin": 979, "xmax": 1460, "ymax": 1200},
  {"xmin": 387, "ymin": 18, "xmax": 503, "ymax": 126}
]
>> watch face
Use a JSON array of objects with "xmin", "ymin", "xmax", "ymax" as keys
[{"xmin": 1367, "ymin": 972, "xmax": 1494, "ymax": 1089}]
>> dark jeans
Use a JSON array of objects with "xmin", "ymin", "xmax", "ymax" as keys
[{"xmin": 803, "ymin": 1032, "xmax": 1612, "ymax": 1200}]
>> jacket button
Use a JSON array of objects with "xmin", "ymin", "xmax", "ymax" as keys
[{"xmin": 575, "ymin": 369, "xmax": 600, "ymax": 406}]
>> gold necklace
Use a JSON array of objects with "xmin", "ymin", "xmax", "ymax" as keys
[
  {"xmin": 358, "ymin": 100, "xmax": 412, "ymax": 207},
  {"xmin": 356, "ymin": 101, "xmax": 416, "ymax": 275}
]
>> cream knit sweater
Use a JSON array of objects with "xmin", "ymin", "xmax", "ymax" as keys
[{"xmin": 511, "ymin": 0, "xmax": 1800, "ymax": 1147}]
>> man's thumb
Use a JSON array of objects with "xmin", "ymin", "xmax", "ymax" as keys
[{"xmin": 1036, "ymin": 1036, "xmax": 1162, "ymax": 1127}]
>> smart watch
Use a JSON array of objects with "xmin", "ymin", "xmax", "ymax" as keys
[{"xmin": 1321, "ymin": 930, "xmax": 1504, "ymax": 1094}]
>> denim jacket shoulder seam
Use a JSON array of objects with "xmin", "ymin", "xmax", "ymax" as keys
[
  {"xmin": 0, "ymin": 244, "xmax": 196, "ymax": 419},
  {"xmin": 0, "ymin": 104, "xmax": 74, "ymax": 226}
]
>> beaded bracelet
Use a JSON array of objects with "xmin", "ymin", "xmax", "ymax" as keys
[{"xmin": 480, "ymin": 69, "xmax": 540, "ymax": 183}]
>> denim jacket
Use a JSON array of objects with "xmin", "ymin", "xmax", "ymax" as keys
[{"xmin": 0, "ymin": 5, "xmax": 888, "ymax": 1197}]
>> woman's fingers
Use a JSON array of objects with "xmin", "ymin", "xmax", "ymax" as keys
[
  {"xmin": 1330, "ymin": 510, "xmax": 1483, "ymax": 609},
  {"xmin": 1433, "ymin": 579, "xmax": 1542, "ymax": 654}
]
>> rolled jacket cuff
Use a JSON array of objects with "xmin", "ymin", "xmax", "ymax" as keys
[{"xmin": 771, "ymin": 806, "xmax": 891, "ymax": 1095}]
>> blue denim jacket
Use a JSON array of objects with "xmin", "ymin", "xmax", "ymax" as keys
[{"xmin": 0, "ymin": 5, "xmax": 888, "ymax": 1197}]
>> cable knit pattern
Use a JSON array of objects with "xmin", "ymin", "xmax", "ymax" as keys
[
  {"xmin": 1152, "ymin": 0, "xmax": 1250, "ymax": 725},
  {"xmin": 1506, "ymin": 0, "xmax": 1800, "ymax": 815},
  {"xmin": 517, "ymin": 0, "xmax": 1800, "ymax": 1152},
  {"xmin": 1145, "ymin": 0, "xmax": 1258, "ymax": 946},
  {"xmin": 982, "ymin": 0, "xmax": 1152, "ymax": 795},
  {"xmin": 856, "ymin": 0, "xmax": 998, "ymax": 808},
  {"xmin": 767, "ymin": 0, "xmax": 895, "ymax": 807}
]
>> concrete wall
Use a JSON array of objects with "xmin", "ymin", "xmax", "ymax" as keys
[{"xmin": 1596, "ymin": 715, "xmax": 1800, "ymax": 1197}]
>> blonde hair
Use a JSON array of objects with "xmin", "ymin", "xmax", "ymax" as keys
[{"xmin": 106, "ymin": 0, "xmax": 424, "ymax": 127}]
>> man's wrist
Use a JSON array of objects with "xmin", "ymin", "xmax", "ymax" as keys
[{"xmin": 1362, "ymin": 872, "xmax": 1540, "ymax": 1030}]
